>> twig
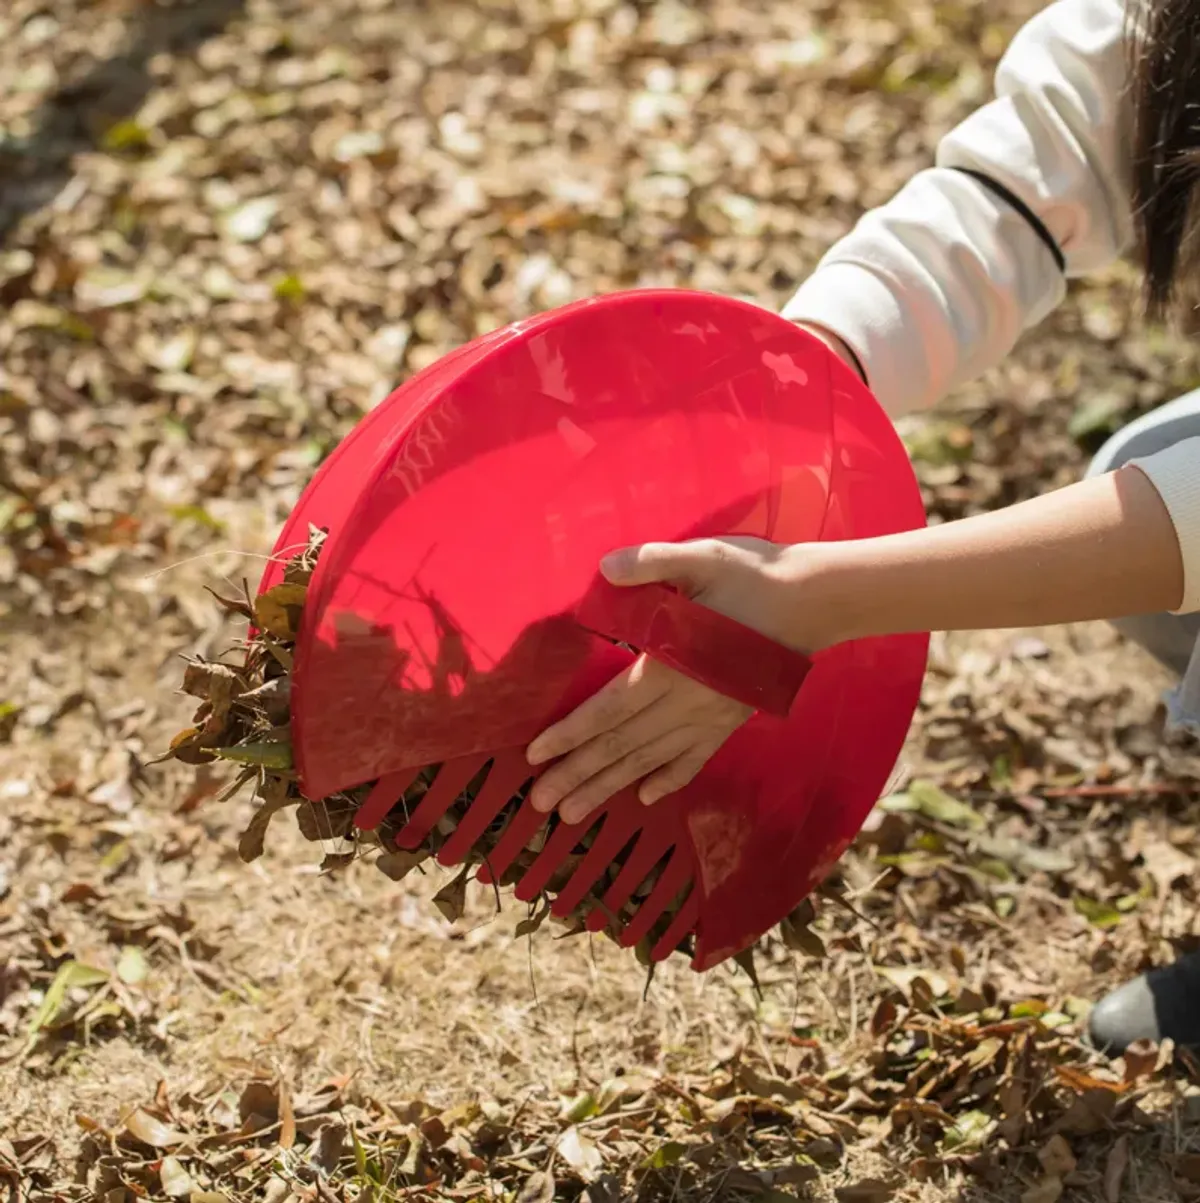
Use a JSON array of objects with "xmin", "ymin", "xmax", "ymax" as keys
[{"xmin": 1039, "ymin": 782, "xmax": 1200, "ymax": 799}]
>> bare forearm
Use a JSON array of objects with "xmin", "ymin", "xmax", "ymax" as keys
[{"xmin": 809, "ymin": 466, "xmax": 1184, "ymax": 643}]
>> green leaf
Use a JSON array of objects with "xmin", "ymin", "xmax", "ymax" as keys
[
  {"xmin": 101, "ymin": 120, "xmax": 151, "ymax": 152},
  {"xmin": 642, "ymin": 1141, "xmax": 688, "ymax": 1170},
  {"xmin": 1009, "ymin": 999, "xmax": 1048, "ymax": 1018},
  {"xmin": 561, "ymin": 1092, "xmax": 598, "ymax": 1123},
  {"xmin": 117, "ymin": 945, "xmax": 149, "ymax": 985},
  {"xmin": 350, "ymin": 1126, "xmax": 368, "ymax": 1178},
  {"xmin": 978, "ymin": 835, "xmax": 1075, "ymax": 876},
  {"xmin": 28, "ymin": 961, "xmax": 110, "ymax": 1034},
  {"xmin": 1073, "ymin": 896, "xmax": 1124, "ymax": 929},
  {"xmin": 215, "ymin": 742, "xmax": 294, "ymax": 771},
  {"xmin": 273, "ymin": 273, "xmax": 306, "ymax": 302},
  {"xmin": 975, "ymin": 858, "xmax": 1013, "ymax": 882},
  {"xmin": 943, "ymin": 1108, "xmax": 994, "ymax": 1151},
  {"xmin": 906, "ymin": 780, "xmax": 984, "ymax": 829},
  {"xmin": 1117, "ymin": 882, "xmax": 1151, "ymax": 912},
  {"xmin": 99, "ymin": 841, "xmax": 132, "ymax": 875},
  {"xmin": 876, "ymin": 851, "xmax": 948, "ymax": 877},
  {"xmin": 168, "ymin": 504, "xmax": 226, "ymax": 533},
  {"xmin": 878, "ymin": 792, "xmax": 918, "ymax": 814}
]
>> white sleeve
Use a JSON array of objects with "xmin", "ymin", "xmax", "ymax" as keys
[
  {"xmin": 782, "ymin": 0, "xmax": 1132, "ymax": 418},
  {"xmin": 785, "ymin": 0, "xmax": 1200, "ymax": 615},
  {"xmin": 1132, "ymin": 444, "xmax": 1200, "ymax": 614}
]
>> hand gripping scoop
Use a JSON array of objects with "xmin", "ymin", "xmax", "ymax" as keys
[{"xmin": 256, "ymin": 290, "xmax": 929, "ymax": 971}]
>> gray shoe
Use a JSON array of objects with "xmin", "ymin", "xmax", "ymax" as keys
[{"xmin": 1088, "ymin": 952, "xmax": 1200, "ymax": 1055}]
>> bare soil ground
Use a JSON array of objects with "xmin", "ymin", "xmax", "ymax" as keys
[{"xmin": 3, "ymin": 0, "xmax": 1200, "ymax": 1200}]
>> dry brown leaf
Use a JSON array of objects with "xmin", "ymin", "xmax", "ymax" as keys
[
  {"xmin": 1037, "ymin": 1135, "xmax": 1076, "ymax": 1178},
  {"xmin": 1104, "ymin": 1134, "xmax": 1130, "ymax": 1203},
  {"xmin": 377, "ymin": 850, "xmax": 429, "ymax": 882},
  {"xmin": 237, "ymin": 779, "xmax": 296, "ymax": 863},
  {"xmin": 122, "ymin": 1109, "xmax": 182, "ymax": 1149},
  {"xmin": 516, "ymin": 1171, "xmax": 555, "ymax": 1203},
  {"xmin": 239, "ymin": 1082, "xmax": 279, "ymax": 1128},
  {"xmin": 312, "ymin": 1123, "xmax": 347, "ymax": 1173},
  {"xmin": 167, "ymin": 727, "xmax": 218, "ymax": 766},
  {"xmin": 277, "ymin": 1079, "xmax": 296, "ymax": 1150},
  {"xmin": 203, "ymin": 587, "xmax": 254, "ymax": 621},
  {"xmin": 1120, "ymin": 1039, "xmax": 1158, "ymax": 1082},
  {"xmin": 433, "ymin": 867, "xmax": 471, "ymax": 925},
  {"xmin": 870, "ymin": 996, "xmax": 899, "ymax": 1036},
  {"xmin": 1052, "ymin": 1087, "xmax": 1119, "ymax": 1136},
  {"xmin": 835, "ymin": 1177, "xmax": 901, "ymax": 1203},
  {"xmin": 1139, "ymin": 838, "xmax": 1196, "ymax": 894},
  {"xmin": 515, "ymin": 898, "xmax": 552, "ymax": 938},
  {"xmin": 253, "ymin": 583, "xmax": 308, "ymax": 640},
  {"xmin": 1021, "ymin": 1178, "xmax": 1063, "ymax": 1203}
]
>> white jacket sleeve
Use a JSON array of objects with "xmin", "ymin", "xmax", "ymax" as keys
[
  {"xmin": 785, "ymin": 0, "xmax": 1200, "ymax": 615},
  {"xmin": 783, "ymin": 0, "xmax": 1132, "ymax": 416}
]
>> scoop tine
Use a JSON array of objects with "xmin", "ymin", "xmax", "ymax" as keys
[
  {"xmin": 438, "ymin": 749, "xmax": 531, "ymax": 866},
  {"xmin": 393, "ymin": 755, "xmax": 487, "ymax": 850},
  {"xmin": 594, "ymin": 826, "xmax": 675, "ymax": 924},
  {"xmin": 513, "ymin": 811, "xmax": 595, "ymax": 902},
  {"xmin": 619, "ymin": 846, "xmax": 692, "ymax": 947},
  {"xmin": 476, "ymin": 796, "xmax": 546, "ymax": 884},
  {"xmin": 549, "ymin": 805, "xmax": 642, "ymax": 918},
  {"xmin": 650, "ymin": 889, "xmax": 700, "ymax": 962},
  {"xmin": 355, "ymin": 769, "xmax": 422, "ymax": 832}
]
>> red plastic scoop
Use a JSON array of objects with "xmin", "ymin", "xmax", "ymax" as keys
[{"xmin": 258, "ymin": 290, "xmax": 929, "ymax": 971}]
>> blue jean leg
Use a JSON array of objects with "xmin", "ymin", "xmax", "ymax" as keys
[{"xmin": 1086, "ymin": 390, "xmax": 1200, "ymax": 677}]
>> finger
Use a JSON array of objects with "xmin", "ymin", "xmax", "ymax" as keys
[
  {"xmin": 638, "ymin": 737, "xmax": 727, "ymax": 806},
  {"xmin": 557, "ymin": 726, "xmax": 704, "ymax": 826},
  {"xmin": 529, "ymin": 692, "xmax": 682, "ymax": 813},
  {"xmin": 526, "ymin": 656, "xmax": 668, "ymax": 767},
  {"xmin": 600, "ymin": 539, "xmax": 730, "ymax": 592}
]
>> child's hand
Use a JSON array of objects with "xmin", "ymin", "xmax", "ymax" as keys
[{"xmin": 525, "ymin": 537, "xmax": 835, "ymax": 825}]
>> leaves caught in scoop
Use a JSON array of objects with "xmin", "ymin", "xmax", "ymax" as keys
[
  {"xmin": 433, "ymin": 867, "xmax": 472, "ymax": 924},
  {"xmin": 158, "ymin": 523, "xmax": 844, "ymax": 985},
  {"xmin": 253, "ymin": 582, "xmax": 308, "ymax": 640},
  {"xmin": 214, "ymin": 741, "xmax": 294, "ymax": 771}
]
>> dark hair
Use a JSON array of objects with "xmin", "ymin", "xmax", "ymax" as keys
[{"xmin": 1129, "ymin": 0, "xmax": 1200, "ymax": 315}]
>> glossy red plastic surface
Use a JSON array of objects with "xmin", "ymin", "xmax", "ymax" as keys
[
  {"xmin": 575, "ymin": 579, "xmax": 811, "ymax": 719},
  {"xmin": 259, "ymin": 290, "xmax": 929, "ymax": 971}
]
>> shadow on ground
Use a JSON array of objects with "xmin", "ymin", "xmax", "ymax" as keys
[{"xmin": 0, "ymin": 0, "xmax": 246, "ymax": 240}]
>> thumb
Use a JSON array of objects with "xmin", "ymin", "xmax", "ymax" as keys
[{"xmin": 599, "ymin": 540, "xmax": 722, "ymax": 593}]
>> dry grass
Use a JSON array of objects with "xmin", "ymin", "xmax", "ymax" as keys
[{"xmin": 4, "ymin": 0, "xmax": 1200, "ymax": 1199}]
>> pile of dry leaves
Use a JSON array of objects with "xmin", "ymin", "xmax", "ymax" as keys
[{"xmin": 12, "ymin": 975, "xmax": 1200, "ymax": 1203}]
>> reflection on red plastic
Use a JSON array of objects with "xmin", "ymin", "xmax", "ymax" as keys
[{"xmin": 258, "ymin": 290, "xmax": 929, "ymax": 971}]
